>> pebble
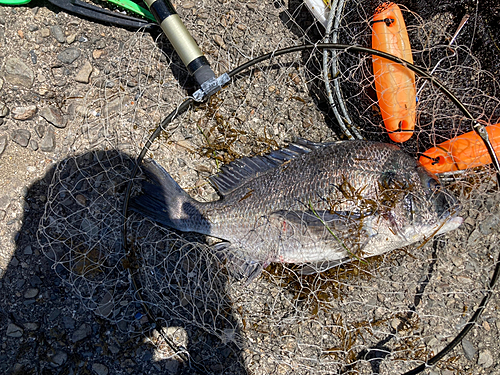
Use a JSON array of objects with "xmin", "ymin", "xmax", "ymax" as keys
[
  {"xmin": 95, "ymin": 291, "xmax": 113, "ymax": 318},
  {"xmin": 41, "ymin": 28, "xmax": 50, "ymax": 38},
  {"xmin": 0, "ymin": 102, "xmax": 8, "ymax": 117},
  {"xmin": 71, "ymin": 323, "xmax": 90, "ymax": 342},
  {"xmin": 30, "ymin": 139, "xmax": 38, "ymax": 151},
  {"xmin": 40, "ymin": 106, "xmax": 66, "ymax": 128},
  {"xmin": 50, "ymin": 25, "xmax": 65, "ymax": 43},
  {"xmin": 66, "ymin": 33, "xmax": 76, "ymax": 44},
  {"xmin": 23, "ymin": 322, "xmax": 39, "ymax": 331},
  {"xmin": 24, "ymin": 245, "xmax": 32, "ymax": 254},
  {"xmin": 57, "ymin": 47, "xmax": 81, "ymax": 64},
  {"xmin": 29, "ymin": 50, "xmax": 37, "ymax": 65},
  {"xmin": 51, "ymin": 351, "xmax": 67, "ymax": 367},
  {"xmin": 11, "ymin": 129, "xmax": 31, "ymax": 147},
  {"xmin": 24, "ymin": 288, "xmax": 38, "ymax": 298},
  {"xmin": 6, "ymin": 323, "xmax": 23, "ymax": 338},
  {"xmin": 62, "ymin": 316, "xmax": 75, "ymax": 329},
  {"xmin": 11, "ymin": 105, "xmax": 37, "ymax": 120},
  {"xmin": 35, "ymin": 124, "xmax": 45, "ymax": 138},
  {"xmin": 3, "ymin": 57, "xmax": 35, "ymax": 87},
  {"xmin": 48, "ymin": 309, "xmax": 61, "ymax": 321},
  {"xmin": 479, "ymin": 215, "xmax": 500, "ymax": 235},
  {"xmin": 477, "ymin": 349, "xmax": 494, "ymax": 368},
  {"xmin": 75, "ymin": 61, "xmax": 93, "ymax": 83},
  {"xmin": 0, "ymin": 134, "xmax": 7, "ymax": 156},
  {"xmin": 0, "ymin": 76, "xmax": 3, "ymax": 90},
  {"xmin": 462, "ymin": 338, "xmax": 477, "ymax": 361},
  {"xmin": 0, "ymin": 102, "xmax": 9, "ymax": 117},
  {"xmin": 40, "ymin": 127, "xmax": 55, "ymax": 152},
  {"xmin": 92, "ymin": 363, "xmax": 109, "ymax": 375}
]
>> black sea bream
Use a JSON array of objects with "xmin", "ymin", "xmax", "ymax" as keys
[{"xmin": 131, "ymin": 140, "xmax": 462, "ymax": 282}]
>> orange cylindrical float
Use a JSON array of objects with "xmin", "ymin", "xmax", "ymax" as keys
[
  {"xmin": 419, "ymin": 123, "xmax": 500, "ymax": 174},
  {"xmin": 372, "ymin": 2, "xmax": 416, "ymax": 143}
]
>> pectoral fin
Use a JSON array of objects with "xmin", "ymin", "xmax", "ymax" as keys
[{"xmin": 213, "ymin": 242, "xmax": 265, "ymax": 285}]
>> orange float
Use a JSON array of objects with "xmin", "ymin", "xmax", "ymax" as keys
[
  {"xmin": 419, "ymin": 123, "xmax": 500, "ymax": 174},
  {"xmin": 372, "ymin": 2, "xmax": 416, "ymax": 143}
]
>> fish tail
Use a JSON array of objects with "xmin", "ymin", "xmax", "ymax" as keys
[{"xmin": 130, "ymin": 159, "xmax": 209, "ymax": 233}]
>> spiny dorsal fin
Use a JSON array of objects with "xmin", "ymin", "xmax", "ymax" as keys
[{"xmin": 209, "ymin": 139, "xmax": 336, "ymax": 196}]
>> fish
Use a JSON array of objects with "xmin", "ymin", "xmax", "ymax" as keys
[{"xmin": 130, "ymin": 139, "xmax": 463, "ymax": 283}]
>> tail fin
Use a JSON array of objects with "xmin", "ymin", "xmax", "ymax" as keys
[{"xmin": 130, "ymin": 159, "xmax": 209, "ymax": 233}]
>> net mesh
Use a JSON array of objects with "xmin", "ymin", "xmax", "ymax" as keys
[{"xmin": 38, "ymin": 1, "xmax": 500, "ymax": 374}]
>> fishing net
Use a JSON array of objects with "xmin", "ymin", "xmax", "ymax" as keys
[{"xmin": 38, "ymin": 0, "xmax": 500, "ymax": 374}]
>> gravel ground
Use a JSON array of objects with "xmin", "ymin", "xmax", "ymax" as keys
[{"xmin": 0, "ymin": 1, "xmax": 499, "ymax": 375}]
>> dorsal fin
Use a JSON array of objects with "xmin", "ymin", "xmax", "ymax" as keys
[{"xmin": 209, "ymin": 139, "xmax": 337, "ymax": 196}]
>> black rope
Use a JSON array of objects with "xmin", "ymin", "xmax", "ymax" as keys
[{"xmin": 122, "ymin": 43, "xmax": 500, "ymax": 375}]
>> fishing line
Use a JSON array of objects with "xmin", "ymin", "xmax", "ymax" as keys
[{"xmin": 122, "ymin": 42, "xmax": 500, "ymax": 374}]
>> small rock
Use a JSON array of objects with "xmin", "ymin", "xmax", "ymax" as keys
[
  {"xmin": 40, "ymin": 106, "xmax": 66, "ymax": 128},
  {"xmin": 0, "ymin": 76, "xmax": 3, "ymax": 90},
  {"xmin": 462, "ymin": 338, "xmax": 477, "ymax": 361},
  {"xmin": 95, "ymin": 291, "xmax": 113, "ymax": 318},
  {"xmin": 30, "ymin": 139, "xmax": 38, "ymax": 151},
  {"xmin": 24, "ymin": 288, "xmax": 38, "ymax": 299},
  {"xmin": 49, "ymin": 309, "xmax": 61, "ymax": 321},
  {"xmin": 66, "ymin": 33, "xmax": 76, "ymax": 44},
  {"xmin": 92, "ymin": 49, "xmax": 106, "ymax": 59},
  {"xmin": 51, "ymin": 351, "xmax": 67, "ymax": 367},
  {"xmin": 35, "ymin": 124, "xmax": 45, "ymax": 138},
  {"xmin": 477, "ymin": 350, "xmax": 493, "ymax": 368},
  {"xmin": 50, "ymin": 25, "xmax": 65, "ymax": 43},
  {"xmin": 23, "ymin": 322, "xmax": 39, "ymax": 331},
  {"xmin": 75, "ymin": 61, "xmax": 93, "ymax": 83},
  {"xmin": 0, "ymin": 134, "xmax": 7, "ymax": 156},
  {"xmin": 40, "ymin": 127, "xmax": 55, "ymax": 152},
  {"xmin": 182, "ymin": 1, "xmax": 194, "ymax": 8},
  {"xmin": 23, "ymin": 245, "xmax": 32, "ymax": 254},
  {"xmin": 3, "ymin": 57, "xmax": 35, "ymax": 87},
  {"xmin": 41, "ymin": 28, "xmax": 50, "ymax": 37},
  {"xmin": 62, "ymin": 316, "xmax": 75, "ymax": 329},
  {"xmin": 29, "ymin": 50, "xmax": 37, "ymax": 64},
  {"xmin": 479, "ymin": 215, "xmax": 500, "ymax": 235},
  {"xmin": 12, "ymin": 105, "xmax": 37, "ymax": 120},
  {"xmin": 11, "ymin": 129, "xmax": 31, "ymax": 147},
  {"xmin": 72, "ymin": 323, "xmax": 90, "ymax": 342},
  {"xmin": 92, "ymin": 363, "xmax": 109, "ymax": 375},
  {"xmin": 0, "ymin": 102, "xmax": 8, "ymax": 117},
  {"xmin": 57, "ymin": 47, "xmax": 81, "ymax": 64},
  {"xmin": 213, "ymin": 35, "xmax": 226, "ymax": 49},
  {"xmin": 6, "ymin": 323, "xmax": 23, "ymax": 338}
]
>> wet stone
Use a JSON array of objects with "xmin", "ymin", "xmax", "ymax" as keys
[
  {"xmin": 40, "ymin": 127, "xmax": 55, "ymax": 152},
  {"xmin": 462, "ymin": 338, "xmax": 477, "ymax": 361},
  {"xmin": 57, "ymin": 48, "xmax": 81, "ymax": 64},
  {"xmin": 92, "ymin": 363, "xmax": 109, "ymax": 375},
  {"xmin": 11, "ymin": 129, "xmax": 31, "ymax": 147},
  {"xmin": 6, "ymin": 323, "xmax": 23, "ymax": 338},
  {"xmin": 62, "ymin": 316, "xmax": 75, "ymax": 329},
  {"xmin": 48, "ymin": 309, "xmax": 61, "ymax": 321},
  {"xmin": 24, "ymin": 288, "xmax": 38, "ymax": 299},
  {"xmin": 40, "ymin": 106, "xmax": 66, "ymax": 128},
  {"xmin": 50, "ymin": 25, "xmax": 65, "ymax": 43},
  {"xmin": 71, "ymin": 323, "xmax": 90, "ymax": 342},
  {"xmin": 23, "ymin": 322, "xmax": 39, "ymax": 331},
  {"xmin": 0, "ymin": 134, "xmax": 7, "ymax": 156},
  {"xmin": 51, "ymin": 351, "xmax": 67, "ymax": 367},
  {"xmin": 3, "ymin": 57, "xmax": 34, "ymax": 88},
  {"xmin": 11, "ymin": 105, "xmax": 36, "ymax": 120}
]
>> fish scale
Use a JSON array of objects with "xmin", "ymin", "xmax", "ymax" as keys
[{"xmin": 131, "ymin": 139, "xmax": 463, "ymax": 283}]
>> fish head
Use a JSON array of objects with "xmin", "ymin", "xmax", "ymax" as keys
[{"xmin": 373, "ymin": 161, "xmax": 463, "ymax": 249}]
